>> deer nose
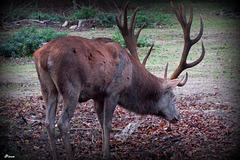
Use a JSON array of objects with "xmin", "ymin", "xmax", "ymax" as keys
[
  {"xmin": 176, "ymin": 114, "xmax": 180, "ymax": 121},
  {"xmin": 170, "ymin": 114, "xmax": 180, "ymax": 124}
]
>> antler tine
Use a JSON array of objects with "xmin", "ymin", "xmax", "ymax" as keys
[
  {"xmin": 170, "ymin": 2, "xmax": 205, "ymax": 86},
  {"xmin": 115, "ymin": 2, "xmax": 147, "ymax": 61},
  {"xmin": 142, "ymin": 44, "xmax": 154, "ymax": 66},
  {"xmin": 187, "ymin": 5, "xmax": 193, "ymax": 28},
  {"xmin": 136, "ymin": 22, "xmax": 146, "ymax": 40},
  {"xmin": 180, "ymin": 4, "xmax": 187, "ymax": 24},
  {"xmin": 129, "ymin": 7, "xmax": 139, "ymax": 34},
  {"xmin": 192, "ymin": 15, "xmax": 203, "ymax": 44},
  {"xmin": 123, "ymin": 2, "xmax": 129, "ymax": 29},
  {"xmin": 171, "ymin": 2, "xmax": 183, "ymax": 28},
  {"xmin": 116, "ymin": 12, "xmax": 122, "ymax": 29},
  {"xmin": 164, "ymin": 63, "xmax": 169, "ymax": 81},
  {"xmin": 115, "ymin": 2, "xmax": 129, "ymax": 31},
  {"xmin": 187, "ymin": 40, "xmax": 205, "ymax": 68},
  {"xmin": 177, "ymin": 72, "xmax": 188, "ymax": 86}
]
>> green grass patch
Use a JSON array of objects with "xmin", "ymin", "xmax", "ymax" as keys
[
  {"xmin": 0, "ymin": 25, "xmax": 67, "ymax": 57},
  {"xmin": 0, "ymin": 63, "xmax": 37, "ymax": 83},
  {"xmin": 1, "ymin": 1, "xmax": 239, "ymax": 81},
  {"xmin": 0, "ymin": 62, "xmax": 39, "ymax": 98}
]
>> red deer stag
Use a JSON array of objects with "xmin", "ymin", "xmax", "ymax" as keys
[{"xmin": 34, "ymin": 2, "xmax": 204, "ymax": 159}]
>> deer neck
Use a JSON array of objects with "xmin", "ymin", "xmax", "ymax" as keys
[{"xmin": 119, "ymin": 60, "xmax": 163, "ymax": 115}]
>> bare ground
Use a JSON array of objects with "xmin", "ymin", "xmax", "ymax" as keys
[
  {"xmin": 0, "ymin": 27, "xmax": 240, "ymax": 159},
  {"xmin": 0, "ymin": 56, "xmax": 239, "ymax": 158},
  {"xmin": 0, "ymin": 58, "xmax": 239, "ymax": 108}
]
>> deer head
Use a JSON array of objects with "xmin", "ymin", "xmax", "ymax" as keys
[{"xmin": 115, "ymin": 2, "xmax": 205, "ymax": 122}]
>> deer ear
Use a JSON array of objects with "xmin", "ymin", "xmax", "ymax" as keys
[{"xmin": 164, "ymin": 78, "xmax": 183, "ymax": 91}]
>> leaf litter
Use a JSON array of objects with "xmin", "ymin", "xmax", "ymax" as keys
[{"xmin": 0, "ymin": 94, "xmax": 239, "ymax": 160}]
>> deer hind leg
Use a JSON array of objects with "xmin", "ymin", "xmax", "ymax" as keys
[
  {"xmin": 38, "ymin": 70, "xmax": 58, "ymax": 160},
  {"xmin": 57, "ymin": 85, "xmax": 80, "ymax": 160}
]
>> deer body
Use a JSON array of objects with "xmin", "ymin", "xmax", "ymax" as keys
[
  {"xmin": 35, "ymin": 36, "xmax": 134, "ymax": 159},
  {"xmin": 34, "ymin": 36, "xmax": 180, "ymax": 159},
  {"xmin": 34, "ymin": 2, "xmax": 205, "ymax": 159},
  {"xmin": 35, "ymin": 36, "xmax": 164, "ymax": 106}
]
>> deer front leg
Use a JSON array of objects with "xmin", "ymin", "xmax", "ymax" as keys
[
  {"xmin": 102, "ymin": 95, "xmax": 118, "ymax": 159},
  {"xmin": 94, "ymin": 99, "xmax": 106, "ymax": 156},
  {"xmin": 94, "ymin": 99, "xmax": 104, "ymax": 130}
]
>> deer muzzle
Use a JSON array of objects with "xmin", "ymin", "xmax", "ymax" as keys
[{"xmin": 169, "ymin": 114, "xmax": 180, "ymax": 124}]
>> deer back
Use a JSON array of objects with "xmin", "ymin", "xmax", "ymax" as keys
[{"xmin": 34, "ymin": 36, "xmax": 133, "ymax": 101}]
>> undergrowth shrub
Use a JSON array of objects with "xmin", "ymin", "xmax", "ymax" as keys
[
  {"xmin": 112, "ymin": 29, "xmax": 125, "ymax": 47},
  {"xmin": 8, "ymin": 8, "xmax": 65, "ymax": 22},
  {"xmin": 71, "ymin": 6, "xmax": 97, "ymax": 20},
  {"xmin": 8, "ymin": 8, "xmax": 34, "ymax": 21},
  {"xmin": 135, "ymin": 11, "xmax": 152, "ymax": 28},
  {"xmin": 112, "ymin": 29, "xmax": 153, "ymax": 48},
  {"xmin": 153, "ymin": 12, "xmax": 173, "ymax": 26},
  {"xmin": 97, "ymin": 12, "xmax": 115, "ymax": 27},
  {"xmin": 28, "ymin": 11, "xmax": 65, "ymax": 22},
  {"xmin": 8, "ymin": 5, "xmax": 173, "ymax": 28},
  {"xmin": 134, "ymin": 9, "xmax": 173, "ymax": 28},
  {"xmin": 0, "ymin": 25, "xmax": 67, "ymax": 57}
]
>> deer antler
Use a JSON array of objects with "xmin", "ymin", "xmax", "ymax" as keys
[
  {"xmin": 142, "ymin": 44, "xmax": 154, "ymax": 66},
  {"xmin": 116, "ymin": 2, "xmax": 153, "ymax": 63},
  {"xmin": 170, "ymin": 2, "xmax": 205, "ymax": 86}
]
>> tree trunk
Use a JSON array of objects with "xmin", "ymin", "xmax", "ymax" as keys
[{"xmin": 73, "ymin": 0, "xmax": 77, "ymax": 10}]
